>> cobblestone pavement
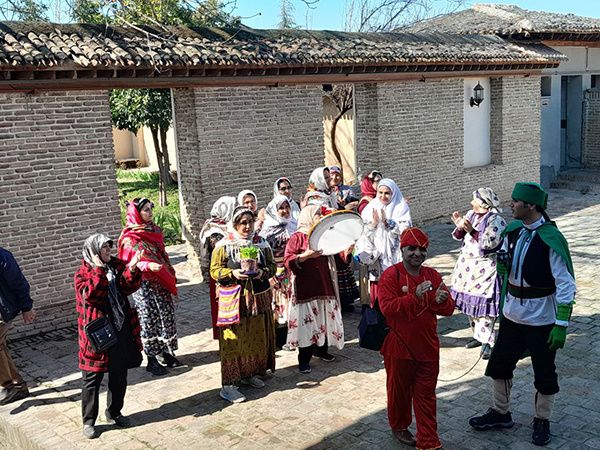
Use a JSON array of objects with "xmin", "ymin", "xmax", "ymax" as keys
[{"xmin": 1, "ymin": 189, "xmax": 599, "ymax": 450}]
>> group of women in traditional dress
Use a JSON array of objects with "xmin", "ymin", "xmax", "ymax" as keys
[{"xmin": 74, "ymin": 159, "xmax": 507, "ymax": 439}]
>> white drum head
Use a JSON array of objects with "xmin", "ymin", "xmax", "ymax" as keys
[{"xmin": 308, "ymin": 210, "xmax": 364, "ymax": 256}]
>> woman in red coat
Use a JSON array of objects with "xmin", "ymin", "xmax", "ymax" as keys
[{"xmin": 75, "ymin": 234, "xmax": 143, "ymax": 439}]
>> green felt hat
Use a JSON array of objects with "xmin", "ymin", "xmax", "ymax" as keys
[{"xmin": 511, "ymin": 182, "xmax": 548, "ymax": 210}]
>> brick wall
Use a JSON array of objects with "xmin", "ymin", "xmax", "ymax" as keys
[
  {"xmin": 354, "ymin": 83, "xmax": 380, "ymax": 180},
  {"xmin": 582, "ymin": 89, "xmax": 600, "ymax": 169},
  {"xmin": 354, "ymin": 76, "xmax": 541, "ymax": 225},
  {"xmin": 0, "ymin": 90, "xmax": 120, "ymax": 339},
  {"xmin": 172, "ymin": 85, "xmax": 325, "ymax": 272}
]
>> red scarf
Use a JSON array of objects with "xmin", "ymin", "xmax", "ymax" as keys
[
  {"xmin": 360, "ymin": 174, "xmax": 377, "ymax": 198},
  {"xmin": 117, "ymin": 202, "xmax": 177, "ymax": 296}
]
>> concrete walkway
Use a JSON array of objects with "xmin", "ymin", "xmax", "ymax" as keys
[{"xmin": 1, "ymin": 189, "xmax": 599, "ymax": 450}]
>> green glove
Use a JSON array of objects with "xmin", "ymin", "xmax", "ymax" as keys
[
  {"xmin": 496, "ymin": 262, "xmax": 507, "ymax": 277},
  {"xmin": 556, "ymin": 302, "xmax": 574, "ymax": 322},
  {"xmin": 547, "ymin": 325, "xmax": 567, "ymax": 350}
]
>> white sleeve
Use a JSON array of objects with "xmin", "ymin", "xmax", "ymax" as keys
[{"xmin": 550, "ymin": 248, "xmax": 576, "ymax": 326}]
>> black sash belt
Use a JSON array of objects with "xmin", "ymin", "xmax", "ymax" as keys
[{"xmin": 508, "ymin": 283, "xmax": 556, "ymax": 299}]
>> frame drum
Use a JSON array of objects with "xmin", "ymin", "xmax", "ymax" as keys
[{"xmin": 308, "ymin": 210, "xmax": 364, "ymax": 256}]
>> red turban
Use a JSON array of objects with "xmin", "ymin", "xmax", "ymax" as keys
[{"xmin": 400, "ymin": 227, "xmax": 430, "ymax": 249}]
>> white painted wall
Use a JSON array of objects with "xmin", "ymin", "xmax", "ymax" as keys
[
  {"xmin": 463, "ymin": 77, "xmax": 491, "ymax": 168},
  {"xmin": 112, "ymin": 126, "xmax": 177, "ymax": 171},
  {"xmin": 540, "ymin": 46, "xmax": 600, "ymax": 181},
  {"xmin": 541, "ymin": 75, "xmax": 561, "ymax": 172}
]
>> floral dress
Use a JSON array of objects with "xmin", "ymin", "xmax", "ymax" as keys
[
  {"xmin": 283, "ymin": 232, "xmax": 344, "ymax": 350},
  {"xmin": 450, "ymin": 210, "xmax": 506, "ymax": 344}
]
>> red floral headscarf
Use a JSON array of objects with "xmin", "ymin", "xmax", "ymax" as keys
[{"xmin": 117, "ymin": 199, "xmax": 177, "ymax": 295}]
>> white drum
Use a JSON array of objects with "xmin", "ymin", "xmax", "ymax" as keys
[{"xmin": 308, "ymin": 210, "xmax": 364, "ymax": 256}]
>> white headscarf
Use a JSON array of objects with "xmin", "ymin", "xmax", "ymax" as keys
[
  {"xmin": 308, "ymin": 167, "xmax": 330, "ymax": 192},
  {"xmin": 361, "ymin": 179, "xmax": 411, "ymax": 227},
  {"xmin": 210, "ymin": 196, "xmax": 237, "ymax": 221},
  {"xmin": 273, "ymin": 177, "xmax": 301, "ymax": 220},
  {"xmin": 472, "ymin": 187, "xmax": 502, "ymax": 213},
  {"xmin": 360, "ymin": 179, "xmax": 412, "ymax": 271},
  {"xmin": 307, "ymin": 168, "xmax": 338, "ymax": 209},
  {"xmin": 259, "ymin": 195, "xmax": 298, "ymax": 248},
  {"xmin": 237, "ymin": 190, "xmax": 258, "ymax": 211},
  {"xmin": 215, "ymin": 206, "xmax": 270, "ymax": 262},
  {"xmin": 200, "ymin": 196, "xmax": 236, "ymax": 245}
]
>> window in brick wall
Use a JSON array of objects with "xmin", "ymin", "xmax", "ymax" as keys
[
  {"xmin": 592, "ymin": 75, "xmax": 599, "ymax": 89},
  {"xmin": 541, "ymin": 76, "xmax": 552, "ymax": 97},
  {"xmin": 463, "ymin": 78, "xmax": 491, "ymax": 168}
]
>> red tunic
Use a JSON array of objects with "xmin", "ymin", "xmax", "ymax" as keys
[
  {"xmin": 283, "ymin": 232, "xmax": 336, "ymax": 303},
  {"xmin": 75, "ymin": 258, "xmax": 142, "ymax": 372},
  {"xmin": 378, "ymin": 262, "xmax": 455, "ymax": 361}
]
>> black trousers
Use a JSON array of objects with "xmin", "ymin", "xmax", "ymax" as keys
[
  {"xmin": 486, "ymin": 317, "xmax": 559, "ymax": 395},
  {"xmin": 298, "ymin": 342, "xmax": 328, "ymax": 365},
  {"xmin": 81, "ymin": 368, "xmax": 128, "ymax": 426}
]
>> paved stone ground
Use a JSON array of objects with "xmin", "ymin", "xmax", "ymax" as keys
[{"xmin": 1, "ymin": 189, "xmax": 599, "ymax": 450}]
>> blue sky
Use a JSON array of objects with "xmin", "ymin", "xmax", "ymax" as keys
[{"xmin": 233, "ymin": 0, "xmax": 600, "ymax": 30}]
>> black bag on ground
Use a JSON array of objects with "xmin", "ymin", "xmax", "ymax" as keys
[
  {"xmin": 85, "ymin": 315, "xmax": 118, "ymax": 353},
  {"xmin": 358, "ymin": 301, "xmax": 389, "ymax": 351}
]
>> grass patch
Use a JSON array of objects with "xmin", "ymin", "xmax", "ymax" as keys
[{"xmin": 117, "ymin": 169, "xmax": 182, "ymax": 246}]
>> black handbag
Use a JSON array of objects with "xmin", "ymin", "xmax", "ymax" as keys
[
  {"xmin": 358, "ymin": 301, "xmax": 389, "ymax": 351},
  {"xmin": 82, "ymin": 290, "xmax": 118, "ymax": 353}
]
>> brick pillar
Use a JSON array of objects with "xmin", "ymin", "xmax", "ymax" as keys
[{"xmin": 0, "ymin": 90, "xmax": 120, "ymax": 339}]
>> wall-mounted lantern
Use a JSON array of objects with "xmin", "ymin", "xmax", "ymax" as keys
[{"xmin": 470, "ymin": 82, "xmax": 484, "ymax": 107}]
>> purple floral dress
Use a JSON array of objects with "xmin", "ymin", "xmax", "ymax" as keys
[{"xmin": 450, "ymin": 211, "xmax": 506, "ymax": 343}]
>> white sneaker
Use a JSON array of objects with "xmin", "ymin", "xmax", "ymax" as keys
[
  {"xmin": 241, "ymin": 376, "xmax": 265, "ymax": 389},
  {"xmin": 219, "ymin": 385, "xmax": 246, "ymax": 403}
]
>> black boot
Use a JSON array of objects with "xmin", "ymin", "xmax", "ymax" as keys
[
  {"xmin": 146, "ymin": 356, "xmax": 167, "ymax": 375},
  {"xmin": 162, "ymin": 352, "xmax": 181, "ymax": 368}
]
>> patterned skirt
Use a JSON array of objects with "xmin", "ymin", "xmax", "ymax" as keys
[
  {"xmin": 218, "ymin": 290, "xmax": 276, "ymax": 385},
  {"xmin": 286, "ymin": 297, "xmax": 345, "ymax": 350},
  {"xmin": 132, "ymin": 279, "xmax": 178, "ymax": 357},
  {"xmin": 335, "ymin": 255, "xmax": 360, "ymax": 306}
]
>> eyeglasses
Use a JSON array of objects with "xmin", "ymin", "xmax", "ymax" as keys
[{"xmin": 279, "ymin": 186, "xmax": 292, "ymax": 191}]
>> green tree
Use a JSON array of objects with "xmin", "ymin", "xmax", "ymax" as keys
[
  {"xmin": 110, "ymin": 89, "xmax": 173, "ymax": 206},
  {"xmin": 0, "ymin": 0, "xmax": 48, "ymax": 20},
  {"xmin": 71, "ymin": 0, "xmax": 240, "ymax": 206}
]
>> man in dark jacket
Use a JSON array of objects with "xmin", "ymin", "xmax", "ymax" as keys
[{"xmin": 0, "ymin": 247, "xmax": 35, "ymax": 405}]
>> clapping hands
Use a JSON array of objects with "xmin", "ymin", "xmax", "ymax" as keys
[{"xmin": 452, "ymin": 212, "xmax": 474, "ymax": 233}]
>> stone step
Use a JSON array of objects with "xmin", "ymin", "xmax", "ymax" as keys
[
  {"xmin": 550, "ymin": 180, "xmax": 600, "ymax": 193},
  {"xmin": 556, "ymin": 169, "xmax": 600, "ymax": 184}
]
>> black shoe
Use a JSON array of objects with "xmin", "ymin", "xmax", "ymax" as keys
[
  {"xmin": 465, "ymin": 339, "xmax": 482, "ymax": 349},
  {"xmin": 162, "ymin": 352, "xmax": 182, "ymax": 368},
  {"xmin": 146, "ymin": 356, "xmax": 167, "ymax": 376},
  {"xmin": 319, "ymin": 353, "xmax": 335, "ymax": 362},
  {"xmin": 469, "ymin": 408, "xmax": 514, "ymax": 429},
  {"xmin": 481, "ymin": 344, "xmax": 492, "ymax": 360},
  {"xmin": 106, "ymin": 413, "xmax": 131, "ymax": 427},
  {"xmin": 0, "ymin": 386, "xmax": 29, "ymax": 405},
  {"xmin": 83, "ymin": 424, "xmax": 97, "ymax": 439},
  {"xmin": 532, "ymin": 418, "xmax": 551, "ymax": 446},
  {"xmin": 341, "ymin": 304, "xmax": 355, "ymax": 313}
]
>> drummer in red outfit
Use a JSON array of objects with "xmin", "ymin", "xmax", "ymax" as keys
[{"xmin": 378, "ymin": 227, "xmax": 455, "ymax": 450}]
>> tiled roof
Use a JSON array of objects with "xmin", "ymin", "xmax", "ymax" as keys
[
  {"xmin": 404, "ymin": 3, "xmax": 600, "ymax": 37},
  {"xmin": 0, "ymin": 21, "xmax": 565, "ymax": 70}
]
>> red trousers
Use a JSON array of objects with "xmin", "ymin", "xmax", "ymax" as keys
[{"xmin": 384, "ymin": 355, "xmax": 441, "ymax": 449}]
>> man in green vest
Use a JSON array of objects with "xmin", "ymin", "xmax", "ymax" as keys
[{"xmin": 468, "ymin": 183, "xmax": 576, "ymax": 446}]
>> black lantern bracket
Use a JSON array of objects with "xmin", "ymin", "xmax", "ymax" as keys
[{"xmin": 470, "ymin": 82, "xmax": 484, "ymax": 107}]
